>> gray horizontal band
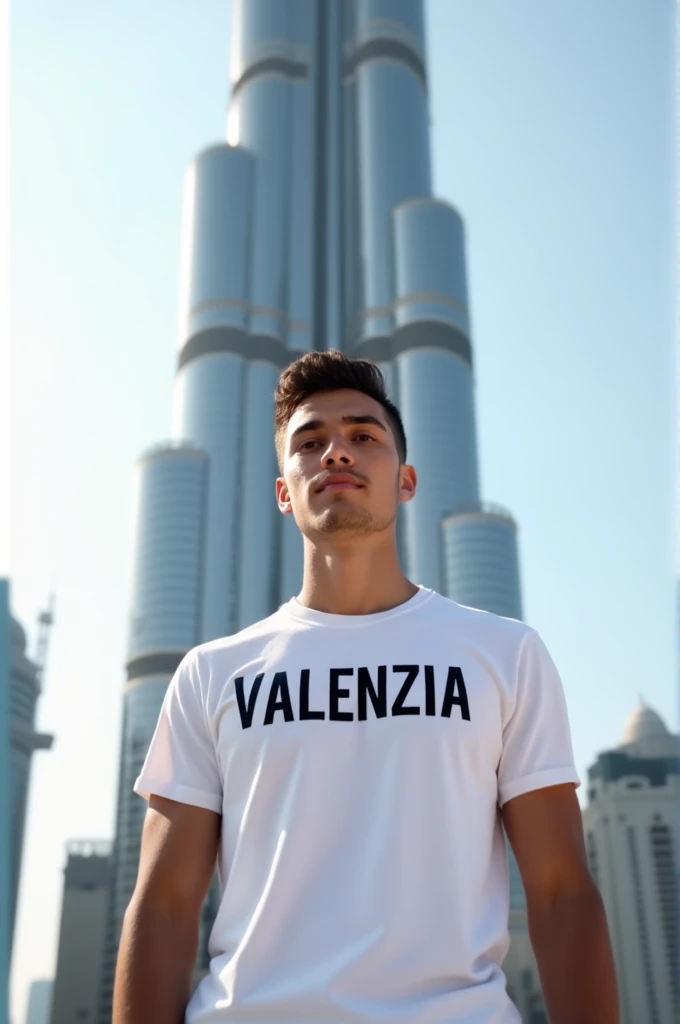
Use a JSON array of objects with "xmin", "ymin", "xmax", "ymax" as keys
[
  {"xmin": 350, "ymin": 336, "xmax": 392, "ymax": 363},
  {"xmin": 126, "ymin": 651, "xmax": 186, "ymax": 682},
  {"xmin": 178, "ymin": 326, "xmax": 305, "ymax": 371},
  {"xmin": 351, "ymin": 321, "xmax": 472, "ymax": 367},
  {"xmin": 232, "ymin": 55, "xmax": 308, "ymax": 97},
  {"xmin": 344, "ymin": 38, "xmax": 427, "ymax": 87}
]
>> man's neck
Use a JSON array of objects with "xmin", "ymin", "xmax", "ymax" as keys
[{"xmin": 296, "ymin": 534, "xmax": 419, "ymax": 616}]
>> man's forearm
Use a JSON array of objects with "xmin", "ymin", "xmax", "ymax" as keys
[
  {"xmin": 112, "ymin": 895, "xmax": 199, "ymax": 1024},
  {"xmin": 529, "ymin": 884, "xmax": 619, "ymax": 1023}
]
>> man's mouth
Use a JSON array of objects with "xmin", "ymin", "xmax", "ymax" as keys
[{"xmin": 316, "ymin": 473, "xmax": 364, "ymax": 492}]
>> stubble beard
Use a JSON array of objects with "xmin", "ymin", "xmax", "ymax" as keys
[{"xmin": 314, "ymin": 499, "xmax": 396, "ymax": 538}]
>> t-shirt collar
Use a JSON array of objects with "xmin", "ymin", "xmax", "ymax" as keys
[{"xmin": 282, "ymin": 585, "xmax": 434, "ymax": 628}]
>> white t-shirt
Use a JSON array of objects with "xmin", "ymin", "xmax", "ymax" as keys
[{"xmin": 135, "ymin": 586, "xmax": 580, "ymax": 1024}]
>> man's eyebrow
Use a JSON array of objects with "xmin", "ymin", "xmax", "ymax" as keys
[
  {"xmin": 289, "ymin": 418, "xmax": 324, "ymax": 441},
  {"xmin": 341, "ymin": 415, "xmax": 387, "ymax": 432},
  {"xmin": 290, "ymin": 414, "xmax": 387, "ymax": 442}
]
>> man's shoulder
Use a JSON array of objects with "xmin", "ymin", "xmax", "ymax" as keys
[
  {"xmin": 189, "ymin": 606, "xmax": 291, "ymax": 665},
  {"xmin": 426, "ymin": 589, "xmax": 536, "ymax": 645}
]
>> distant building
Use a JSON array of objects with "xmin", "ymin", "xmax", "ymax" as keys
[
  {"xmin": 50, "ymin": 842, "xmax": 111, "ymax": 1024},
  {"xmin": 24, "ymin": 980, "xmax": 52, "ymax": 1024},
  {"xmin": 583, "ymin": 700, "xmax": 679, "ymax": 1024},
  {"xmin": 502, "ymin": 905, "xmax": 547, "ymax": 1023},
  {"xmin": 0, "ymin": 580, "xmax": 10, "ymax": 1024},
  {"xmin": 9, "ymin": 609, "xmax": 53, "ymax": 952}
]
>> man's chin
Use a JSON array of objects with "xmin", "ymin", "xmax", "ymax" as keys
[
  {"xmin": 311, "ymin": 505, "xmax": 397, "ymax": 538},
  {"xmin": 316, "ymin": 509, "xmax": 372, "ymax": 534}
]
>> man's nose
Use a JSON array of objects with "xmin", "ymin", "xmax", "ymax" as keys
[{"xmin": 321, "ymin": 436, "xmax": 354, "ymax": 467}]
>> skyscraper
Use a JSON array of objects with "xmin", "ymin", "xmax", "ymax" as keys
[
  {"xmin": 50, "ymin": 841, "xmax": 112, "ymax": 1024},
  {"xmin": 8, "ymin": 611, "xmax": 53, "ymax": 956},
  {"xmin": 583, "ymin": 701, "xmax": 679, "ymax": 1024},
  {"xmin": 99, "ymin": 1, "xmax": 531, "ymax": 1016}
]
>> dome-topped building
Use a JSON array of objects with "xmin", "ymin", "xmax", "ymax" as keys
[
  {"xmin": 583, "ymin": 697, "xmax": 679, "ymax": 1022},
  {"xmin": 618, "ymin": 699, "xmax": 678, "ymax": 760}
]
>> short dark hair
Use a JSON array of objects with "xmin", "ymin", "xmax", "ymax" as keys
[{"xmin": 274, "ymin": 350, "xmax": 407, "ymax": 465}]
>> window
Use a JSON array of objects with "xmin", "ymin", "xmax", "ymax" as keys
[
  {"xmin": 628, "ymin": 827, "xmax": 661, "ymax": 1022},
  {"xmin": 586, "ymin": 832, "xmax": 599, "ymax": 889},
  {"xmin": 650, "ymin": 822, "xmax": 679, "ymax": 1006}
]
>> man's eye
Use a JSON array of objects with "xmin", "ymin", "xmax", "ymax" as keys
[
  {"xmin": 299, "ymin": 439, "xmax": 320, "ymax": 451},
  {"xmin": 354, "ymin": 433, "xmax": 375, "ymax": 443}
]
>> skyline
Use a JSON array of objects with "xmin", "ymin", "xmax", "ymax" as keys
[{"xmin": 6, "ymin": 1, "xmax": 677, "ymax": 1022}]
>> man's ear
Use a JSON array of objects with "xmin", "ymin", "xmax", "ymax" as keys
[
  {"xmin": 276, "ymin": 477, "xmax": 293, "ymax": 515},
  {"xmin": 398, "ymin": 464, "xmax": 417, "ymax": 505}
]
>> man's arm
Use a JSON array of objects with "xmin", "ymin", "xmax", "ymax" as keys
[
  {"xmin": 112, "ymin": 794, "xmax": 221, "ymax": 1024},
  {"xmin": 502, "ymin": 783, "xmax": 619, "ymax": 1024}
]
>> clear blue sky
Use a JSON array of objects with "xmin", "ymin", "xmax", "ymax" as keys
[{"xmin": 7, "ymin": 1, "xmax": 676, "ymax": 1021}]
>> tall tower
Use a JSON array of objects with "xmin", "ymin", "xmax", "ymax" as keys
[
  {"xmin": 8, "ymin": 603, "xmax": 53, "ymax": 956},
  {"xmin": 99, "ymin": 1, "xmax": 530, "ymax": 1016},
  {"xmin": 583, "ymin": 702, "xmax": 680, "ymax": 1024}
]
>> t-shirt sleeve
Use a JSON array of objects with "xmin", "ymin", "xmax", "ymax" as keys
[
  {"xmin": 497, "ymin": 627, "xmax": 581, "ymax": 807},
  {"xmin": 133, "ymin": 648, "xmax": 223, "ymax": 814}
]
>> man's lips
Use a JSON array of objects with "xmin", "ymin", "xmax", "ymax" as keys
[{"xmin": 316, "ymin": 474, "xmax": 364, "ymax": 492}]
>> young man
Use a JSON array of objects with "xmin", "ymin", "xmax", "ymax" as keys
[{"xmin": 114, "ymin": 351, "xmax": 619, "ymax": 1023}]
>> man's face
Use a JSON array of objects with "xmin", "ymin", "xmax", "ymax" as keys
[{"xmin": 276, "ymin": 389, "xmax": 417, "ymax": 542}]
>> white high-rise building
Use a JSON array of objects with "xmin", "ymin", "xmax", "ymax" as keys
[{"xmin": 583, "ymin": 701, "xmax": 679, "ymax": 1024}]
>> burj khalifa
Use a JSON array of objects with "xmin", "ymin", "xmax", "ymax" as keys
[{"xmin": 98, "ymin": 0, "xmax": 526, "ymax": 1017}]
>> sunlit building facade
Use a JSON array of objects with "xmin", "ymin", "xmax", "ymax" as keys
[
  {"xmin": 99, "ymin": 1, "xmax": 534, "ymax": 1017},
  {"xmin": 50, "ymin": 841, "xmax": 111, "ymax": 1024},
  {"xmin": 583, "ymin": 702, "xmax": 679, "ymax": 1024}
]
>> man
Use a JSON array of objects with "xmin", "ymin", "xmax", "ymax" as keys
[{"xmin": 114, "ymin": 351, "xmax": 619, "ymax": 1023}]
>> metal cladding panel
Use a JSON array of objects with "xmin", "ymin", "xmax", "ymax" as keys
[
  {"xmin": 127, "ymin": 446, "xmax": 207, "ymax": 662},
  {"xmin": 355, "ymin": 61, "xmax": 431, "ymax": 341},
  {"xmin": 172, "ymin": 353, "xmax": 246, "ymax": 643},
  {"xmin": 229, "ymin": 77, "xmax": 292, "ymax": 341},
  {"xmin": 177, "ymin": 145, "xmax": 253, "ymax": 345},
  {"xmin": 393, "ymin": 199, "xmax": 470, "ymax": 338},
  {"xmin": 318, "ymin": 0, "xmax": 344, "ymax": 352},
  {"xmin": 376, "ymin": 359, "xmax": 407, "ymax": 566},
  {"xmin": 441, "ymin": 510, "xmax": 523, "ymax": 621},
  {"xmin": 376, "ymin": 359, "xmax": 396, "ymax": 403},
  {"xmin": 286, "ymin": 80, "xmax": 313, "ymax": 350},
  {"xmin": 397, "ymin": 348, "xmax": 479, "ymax": 590},
  {"xmin": 230, "ymin": 0, "xmax": 313, "ymax": 85},
  {"xmin": 237, "ymin": 362, "xmax": 280, "ymax": 630},
  {"xmin": 280, "ymin": 512, "xmax": 304, "ymax": 604},
  {"xmin": 342, "ymin": 74, "xmax": 363, "ymax": 348},
  {"xmin": 97, "ymin": 677, "xmax": 170, "ymax": 1023},
  {"xmin": 355, "ymin": 0, "xmax": 426, "ymax": 53}
]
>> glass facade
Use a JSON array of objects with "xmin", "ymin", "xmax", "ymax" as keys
[
  {"xmin": 237, "ymin": 360, "xmax": 281, "ymax": 629},
  {"xmin": 172, "ymin": 354, "xmax": 246, "ymax": 643},
  {"xmin": 98, "ymin": 446, "xmax": 207, "ymax": 1020},
  {"xmin": 127, "ymin": 446, "xmax": 207, "ymax": 660},
  {"xmin": 442, "ymin": 506, "xmax": 523, "ymax": 620}
]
